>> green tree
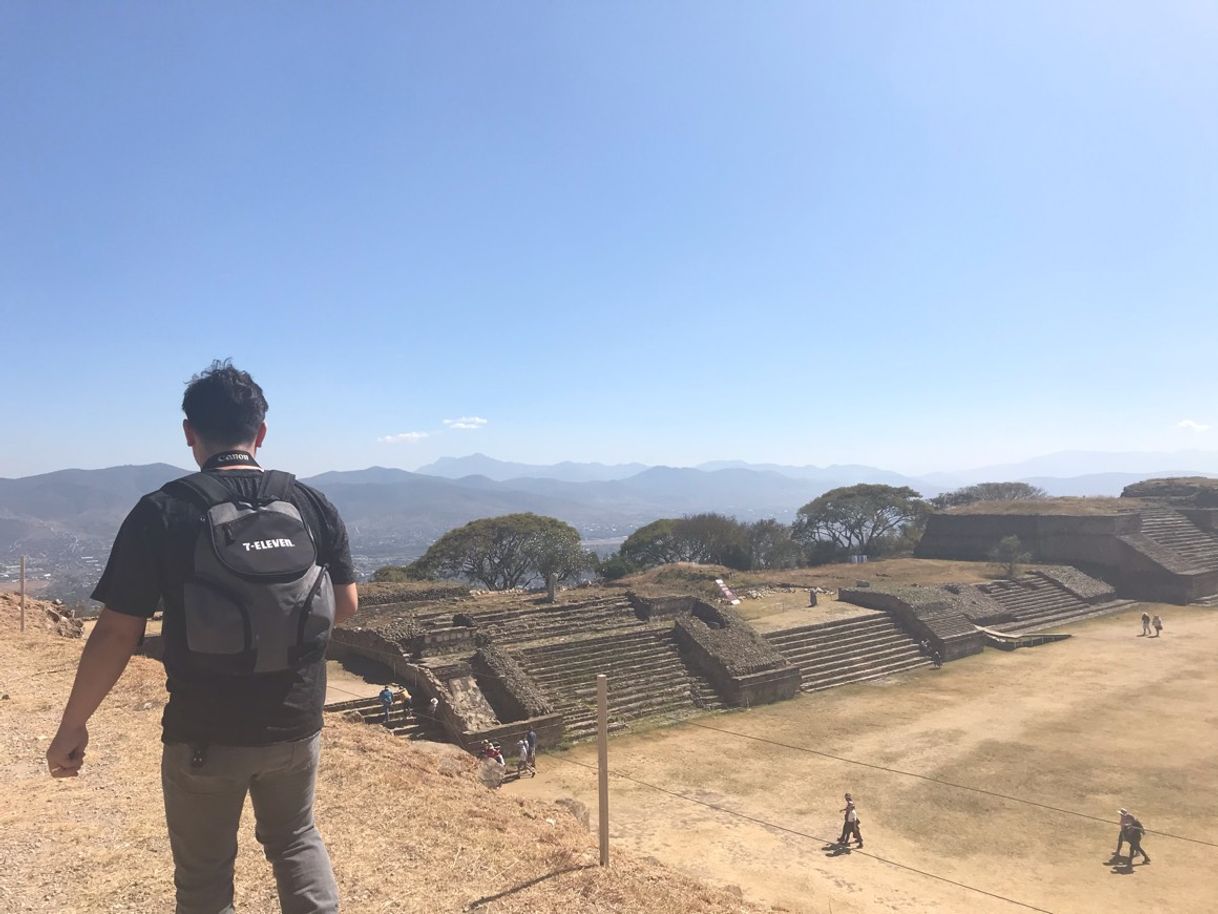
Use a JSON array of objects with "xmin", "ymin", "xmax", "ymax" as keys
[
  {"xmin": 620, "ymin": 514, "xmax": 752, "ymax": 571},
  {"xmin": 620, "ymin": 519, "xmax": 689, "ymax": 568},
  {"xmin": 746, "ymin": 519, "xmax": 803, "ymax": 569},
  {"xmin": 678, "ymin": 513, "xmax": 751, "ymax": 569},
  {"xmin": 595, "ymin": 551, "xmax": 636, "ymax": 581},
  {"xmin": 526, "ymin": 522, "xmax": 596, "ymax": 601},
  {"xmin": 932, "ymin": 482, "xmax": 1047, "ymax": 510},
  {"xmin": 411, "ymin": 513, "xmax": 588, "ymax": 591},
  {"xmin": 792, "ymin": 484, "xmax": 926, "ymax": 557},
  {"xmin": 989, "ymin": 535, "xmax": 1031, "ymax": 578}
]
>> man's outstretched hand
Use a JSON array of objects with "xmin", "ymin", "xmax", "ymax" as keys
[
  {"xmin": 47, "ymin": 723, "xmax": 89, "ymax": 777},
  {"xmin": 45, "ymin": 608, "xmax": 145, "ymax": 779}
]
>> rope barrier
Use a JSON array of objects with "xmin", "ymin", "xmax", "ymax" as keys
[{"xmin": 546, "ymin": 752, "xmax": 1058, "ymax": 914}]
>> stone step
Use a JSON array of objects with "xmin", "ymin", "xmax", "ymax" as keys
[
  {"xmin": 772, "ymin": 629, "xmax": 913, "ymax": 664},
  {"xmin": 518, "ymin": 629, "xmax": 661, "ymax": 660},
  {"xmin": 996, "ymin": 599, "xmax": 1137, "ymax": 634},
  {"xmin": 526, "ymin": 649, "xmax": 682, "ymax": 682},
  {"xmin": 790, "ymin": 642, "xmax": 926, "ymax": 677},
  {"xmin": 494, "ymin": 611, "xmax": 638, "ymax": 636},
  {"xmin": 522, "ymin": 638, "xmax": 674, "ymax": 671},
  {"xmin": 764, "ymin": 615, "xmax": 892, "ymax": 643},
  {"xmin": 559, "ymin": 689, "xmax": 699, "ymax": 726},
  {"xmin": 562, "ymin": 677, "xmax": 702, "ymax": 706},
  {"xmin": 802, "ymin": 656, "xmax": 933, "ymax": 692}
]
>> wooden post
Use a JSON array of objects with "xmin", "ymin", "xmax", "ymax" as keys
[
  {"xmin": 596, "ymin": 673, "xmax": 609, "ymax": 867},
  {"xmin": 19, "ymin": 555, "xmax": 26, "ymax": 633}
]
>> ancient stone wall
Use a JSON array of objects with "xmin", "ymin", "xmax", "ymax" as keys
[
  {"xmin": 916, "ymin": 509, "xmax": 1218, "ymax": 604},
  {"xmin": 671, "ymin": 600, "xmax": 800, "ymax": 706},
  {"xmin": 470, "ymin": 645, "xmax": 554, "ymax": 720},
  {"xmin": 917, "ymin": 513, "xmax": 1135, "ymax": 566}
]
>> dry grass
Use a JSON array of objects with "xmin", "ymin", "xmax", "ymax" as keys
[
  {"xmin": 947, "ymin": 497, "xmax": 1144, "ymax": 515},
  {"xmin": 616, "ymin": 558, "xmax": 1002, "ymax": 601},
  {"xmin": 0, "ymin": 605, "xmax": 763, "ymax": 914}
]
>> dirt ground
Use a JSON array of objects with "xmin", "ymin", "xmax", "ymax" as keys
[{"xmin": 509, "ymin": 603, "xmax": 1218, "ymax": 914}]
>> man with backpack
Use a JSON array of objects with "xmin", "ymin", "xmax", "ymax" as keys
[
  {"xmin": 378, "ymin": 685, "xmax": 395, "ymax": 726},
  {"xmin": 1115, "ymin": 808, "xmax": 1151, "ymax": 866},
  {"xmin": 46, "ymin": 361, "xmax": 358, "ymax": 914}
]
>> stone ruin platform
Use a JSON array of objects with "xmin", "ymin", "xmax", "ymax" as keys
[{"xmin": 915, "ymin": 478, "xmax": 1218, "ymax": 604}]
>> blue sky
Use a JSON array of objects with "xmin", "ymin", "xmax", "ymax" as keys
[{"xmin": 2, "ymin": 3, "xmax": 1216, "ymax": 478}]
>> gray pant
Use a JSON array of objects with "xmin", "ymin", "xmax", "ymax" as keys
[{"xmin": 161, "ymin": 732, "xmax": 339, "ymax": 914}]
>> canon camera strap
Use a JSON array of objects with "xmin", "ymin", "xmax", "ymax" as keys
[{"xmin": 202, "ymin": 450, "xmax": 261, "ymax": 471}]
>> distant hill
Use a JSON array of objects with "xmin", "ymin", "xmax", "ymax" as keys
[
  {"xmin": 7, "ymin": 453, "xmax": 1218, "ymax": 599},
  {"xmin": 0, "ymin": 464, "xmax": 188, "ymax": 536},
  {"xmin": 1022, "ymin": 471, "xmax": 1218, "ymax": 497},
  {"xmin": 925, "ymin": 450, "xmax": 1218, "ymax": 488},
  {"xmin": 415, "ymin": 453, "xmax": 648, "ymax": 482},
  {"xmin": 697, "ymin": 459, "xmax": 929, "ymax": 488}
]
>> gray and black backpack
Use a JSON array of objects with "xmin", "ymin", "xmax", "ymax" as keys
[{"xmin": 164, "ymin": 470, "xmax": 335, "ymax": 676}]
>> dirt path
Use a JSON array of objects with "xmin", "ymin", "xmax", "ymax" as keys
[{"xmin": 509, "ymin": 604, "xmax": 1218, "ymax": 913}]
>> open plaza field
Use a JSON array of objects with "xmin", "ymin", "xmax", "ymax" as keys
[{"xmin": 509, "ymin": 603, "xmax": 1218, "ymax": 913}]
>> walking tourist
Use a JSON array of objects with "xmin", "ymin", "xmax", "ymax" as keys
[
  {"xmin": 931, "ymin": 649, "xmax": 942, "ymax": 669},
  {"xmin": 429, "ymin": 696, "xmax": 440, "ymax": 718},
  {"xmin": 838, "ymin": 793, "xmax": 863, "ymax": 848},
  {"xmin": 1152, "ymin": 615, "xmax": 1164, "ymax": 637},
  {"xmin": 516, "ymin": 737, "xmax": 534, "ymax": 778},
  {"xmin": 1115, "ymin": 808, "xmax": 1151, "ymax": 865},
  {"xmin": 526, "ymin": 726, "xmax": 538, "ymax": 771},
  {"xmin": 1140, "ymin": 612, "xmax": 1151, "ymax": 636},
  {"xmin": 45, "ymin": 361, "xmax": 358, "ymax": 914},
  {"xmin": 378, "ymin": 685, "xmax": 395, "ymax": 726}
]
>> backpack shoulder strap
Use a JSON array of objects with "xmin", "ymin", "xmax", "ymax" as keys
[
  {"xmin": 162, "ymin": 472, "xmax": 236, "ymax": 509},
  {"xmin": 257, "ymin": 469, "xmax": 297, "ymax": 503}
]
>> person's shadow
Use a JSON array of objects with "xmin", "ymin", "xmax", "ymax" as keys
[
  {"xmin": 823, "ymin": 842, "xmax": 852, "ymax": 857},
  {"xmin": 1106, "ymin": 853, "xmax": 1136, "ymax": 875}
]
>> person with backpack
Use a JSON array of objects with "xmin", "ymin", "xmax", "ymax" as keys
[
  {"xmin": 526, "ymin": 725, "xmax": 538, "ymax": 772},
  {"xmin": 378, "ymin": 686, "xmax": 395, "ymax": 726},
  {"xmin": 1115, "ymin": 808, "xmax": 1151, "ymax": 865},
  {"xmin": 1140, "ymin": 612, "xmax": 1151, "ymax": 636},
  {"xmin": 1152, "ymin": 615, "xmax": 1164, "ymax": 637},
  {"xmin": 45, "ymin": 361, "xmax": 358, "ymax": 914}
]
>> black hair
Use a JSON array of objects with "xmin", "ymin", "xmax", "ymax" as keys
[{"xmin": 182, "ymin": 359, "xmax": 268, "ymax": 446}]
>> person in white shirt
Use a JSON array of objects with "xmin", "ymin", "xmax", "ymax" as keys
[
  {"xmin": 516, "ymin": 738, "xmax": 534, "ymax": 778},
  {"xmin": 838, "ymin": 793, "xmax": 863, "ymax": 848}
]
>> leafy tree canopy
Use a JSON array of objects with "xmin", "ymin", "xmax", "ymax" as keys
[
  {"xmin": 620, "ymin": 513, "xmax": 752, "ymax": 571},
  {"xmin": 410, "ymin": 513, "xmax": 592, "ymax": 590},
  {"xmin": 792, "ymin": 484, "xmax": 925, "ymax": 556},
  {"xmin": 989, "ymin": 534, "xmax": 1032, "ymax": 578},
  {"xmin": 932, "ymin": 481, "xmax": 1047, "ymax": 510},
  {"xmin": 746, "ymin": 518, "xmax": 803, "ymax": 569}
]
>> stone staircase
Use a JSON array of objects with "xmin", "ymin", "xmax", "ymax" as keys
[
  {"xmin": 458, "ymin": 597, "xmax": 644, "ymax": 648},
  {"xmin": 327, "ymin": 696, "xmax": 443, "ymax": 741},
  {"xmin": 976, "ymin": 572, "xmax": 1134, "ymax": 634},
  {"xmin": 515, "ymin": 628, "xmax": 725, "ymax": 742},
  {"xmin": 1138, "ymin": 509, "xmax": 1218, "ymax": 571},
  {"xmin": 763, "ymin": 613, "xmax": 931, "ymax": 693}
]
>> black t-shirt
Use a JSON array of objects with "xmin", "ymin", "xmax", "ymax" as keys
[{"xmin": 92, "ymin": 468, "xmax": 356, "ymax": 746}]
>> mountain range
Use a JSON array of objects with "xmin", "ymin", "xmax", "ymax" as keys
[{"xmin": 3, "ymin": 450, "xmax": 1217, "ymax": 598}]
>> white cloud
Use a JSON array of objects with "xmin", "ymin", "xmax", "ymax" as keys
[
  {"xmin": 1177, "ymin": 419, "xmax": 1211, "ymax": 433},
  {"xmin": 443, "ymin": 416, "xmax": 489, "ymax": 430},
  {"xmin": 378, "ymin": 431, "xmax": 431, "ymax": 444}
]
